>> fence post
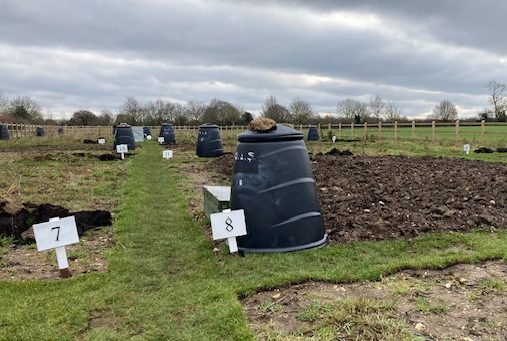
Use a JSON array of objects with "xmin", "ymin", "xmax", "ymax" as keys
[
  {"xmin": 328, "ymin": 123, "xmax": 331, "ymax": 131},
  {"xmin": 411, "ymin": 120, "xmax": 416, "ymax": 140},
  {"xmin": 481, "ymin": 120, "xmax": 485, "ymax": 144},
  {"xmin": 363, "ymin": 122, "xmax": 368, "ymax": 140},
  {"xmin": 338, "ymin": 122, "xmax": 342, "ymax": 139},
  {"xmin": 455, "ymin": 120, "xmax": 460, "ymax": 143},
  {"xmin": 351, "ymin": 122, "xmax": 354, "ymax": 138},
  {"xmin": 299, "ymin": 124, "xmax": 302, "ymax": 131},
  {"xmin": 378, "ymin": 121, "xmax": 382, "ymax": 140},
  {"xmin": 432, "ymin": 121, "xmax": 436, "ymax": 143},
  {"xmin": 394, "ymin": 121, "xmax": 398, "ymax": 140}
]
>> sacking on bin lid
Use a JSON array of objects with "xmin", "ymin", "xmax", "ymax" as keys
[
  {"xmin": 199, "ymin": 123, "xmax": 219, "ymax": 129},
  {"xmin": 238, "ymin": 124, "xmax": 303, "ymax": 143}
]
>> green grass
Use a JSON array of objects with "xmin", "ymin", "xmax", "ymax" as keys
[
  {"xmin": 0, "ymin": 150, "xmax": 127, "ymax": 211},
  {"xmin": 413, "ymin": 297, "xmax": 448, "ymax": 314},
  {"xmin": 1, "ymin": 141, "xmax": 507, "ymax": 340}
]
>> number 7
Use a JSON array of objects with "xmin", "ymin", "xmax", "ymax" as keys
[{"xmin": 51, "ymin": 226, "xmax": 61, "ymax": 241}]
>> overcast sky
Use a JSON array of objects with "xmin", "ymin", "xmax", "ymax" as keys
[{"xmin": 1, "ymin": 0, "xmax": 506, "ymax": 119}]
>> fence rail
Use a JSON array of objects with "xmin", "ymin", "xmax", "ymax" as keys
[{"xmin": 1, "ymin": 121, "xmax": 506, "ymax": 144}]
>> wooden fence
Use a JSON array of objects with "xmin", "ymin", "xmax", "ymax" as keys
[{"xmin": 1, "ymin": 121, "xmax": 506, "ymax": 144}]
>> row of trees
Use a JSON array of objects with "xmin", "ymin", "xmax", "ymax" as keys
[{"xmin": 1, "ymin": 79, "xmax": 506, "ymax": 125}]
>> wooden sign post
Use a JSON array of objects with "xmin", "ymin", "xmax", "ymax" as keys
[
  {"xmin": 32, "ymin": 216, "xmax": 79, "ymax": 278},
  {"xmin": 210, "ymin": 209, "xmax": 247, "ymax": 253}
]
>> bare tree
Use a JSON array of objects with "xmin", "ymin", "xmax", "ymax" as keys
[
  {"xmin": 185, "ymin": 100, "xmax": 206, "ymax": 123},
  {"xmin": 431, "ymin": 99, "xmax": 458, "ymax": 121},
  {"xmin": 336, "ymin": 98, "xmax": 369, "ymax": 122},
  {"xmin": 0, "ymin": 91, "xmax": 8, "ymax": 114},
  {"xmin": 368, "ymin": 95, "xmax": 384, "ymax": 122},
  {"xmin": 289, "ymin": 97, "xmax": 314, "ymax": 124},
  {"xmin": 485, "ymin": 80, "xmax": 506, "ymax": 119},
  {"xmin": 383, "ymin": 101, "xmax": 403, "ymax": 121},
  {"xmin": 119, "ymin": 96, "xmax": 143, "ymax": 125},
  {"xmin": 98, "ymin": 108, "xmax": 114, "ymax": 126},
  {"xmin": 261, "ymin": 96, "xmax": 290, "ymax": 122}
]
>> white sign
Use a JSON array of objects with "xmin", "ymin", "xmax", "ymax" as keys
[
  {"xmin": 464, "ymin": 144, "xmax": 471, "ymax": 155},
  {"xmin": 116, "ymin": 144, "xmax": 128, "ymax": 159},
  {"xmin": 98, "ymin": 138, "xmax": 106, "ymax": 145},
  {"xmin": 146, "ymin": 135, "xmax": 152, "ymax": 140},
  {"xmin": 33, "ymin": 216, "xmax": 79, "ymax": 252},
  {"xmin": 332, "ymin": 135, "xmax": 337, "ymax": 143},
  {"xmin": 158, "ymin": 137, "xmax": 165, "ymax": 144},
  {"xmin": 116, "ymin": 144, "xmax": 128, "ymax": 153},
  {"xmin": 163, "ymin": 150, "xmax": 173, "ymax": 159},
  {"xmin": 210, "ymin": 209, "xmax": 247, "ymax": 253}
]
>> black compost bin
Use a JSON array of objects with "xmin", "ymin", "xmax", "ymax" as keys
[
  {"xmin": 196, "ymin": 123, "xmax": 223, "ymax": 157},
  {"xmin": 57, "ymin": 127, "xmax": 64, "ymax": 135},
  {"xmin": 35, "ymin": 127, "xmax": 45, "ymax": 137},
  {"xmin": 159, "ymin": 123, "xmax": 175, "ymax": 144},
  {"xmin": 230, "ymin": 124, "xmax": 327, "ymax": 252},
  {"xmin": 143, "ymin": 126, "xmax": 151, "ymax": 139},
  {"xmin": 0, "ymin": 124, "xmax": 9, "ymax": 140},
  {"xmin": 307, "ymin": 126, "xmax": 319, "ymax": 141},
  {"xmin": 114, "ymin": 123, "xmax": 136, "ymax": 149}
]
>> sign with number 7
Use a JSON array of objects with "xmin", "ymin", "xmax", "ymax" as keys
[{"xmin": 33, "ymin": 216, "xmax": 79, "ymax": 252}]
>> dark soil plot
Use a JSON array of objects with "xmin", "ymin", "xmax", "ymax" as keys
[
  {"xmin": 208, "ymin": 154, "xmax": 507, "ymax": 243},
  {"xmin": 315, "ymin": 155, "xmax": 507, "ymax": 242},
  {"xmin": 242, "ymin": 261, "xmax": 507, "ymax": 340}
]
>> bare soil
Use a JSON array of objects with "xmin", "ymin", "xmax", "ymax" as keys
[
  {"xmin": 243, "ymin": 260, "xmax": 507, "ymax": 340},
  {"xmin": 0, "ymin": 228, "xmax": 113, "ymax": 280},
  {"xmin": 209, "ymin": 154, "xmax": 507, "ymax": 243}
]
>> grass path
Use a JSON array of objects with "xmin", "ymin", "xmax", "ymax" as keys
[{"xmin": 1, "ymin": 141, "xmax": 507, "ymax": 340}]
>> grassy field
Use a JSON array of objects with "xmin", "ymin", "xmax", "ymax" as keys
[{"xmin": 0, "ymin": 137, "xmax": 506, "ymax": 340}]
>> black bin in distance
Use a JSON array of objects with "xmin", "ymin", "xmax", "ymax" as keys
[
  {"xmin": 196, "ymin": 123, "xmax": 223, "ymax": 157},
  {"xmin": 57, "ymin": 127, "xmax": 64, "ymax": 135},
  {"xmin": 159, "ymin": 123, "xmax": 175, "ymax": 144},
  {"xmin": 0, "ymin": 124, "xmax": 9, "ymax": 140},
  {"xmin": 35, "ymin": 127, "xmax": 45, "ymax": 137},
  {"xmin": 230, "ymin": 124, "xmax": 327, "ymax": 252},
  {"xmin": 114, "ymin": 123, "xmax": 136, "ymax": 150},
  {"xmin": 307, "ymin": 126, "xmax": 319, "ymax": 141},
  {"xmin": 143, "ymin": 126, "xmax": 151, "ymax": 139}
]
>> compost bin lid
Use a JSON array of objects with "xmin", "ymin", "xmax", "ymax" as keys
[
  {"xmin": 161, "ymin": 123, "xmax": 173, "ymax": 126},
  {"xmin": 199, "ymin": 123, "xmax": 219, "ymax": 129},
  {"xmin": 117, "ymin": 123, "xmax": 131, "ymax": 128},
  {"xmin": 238, "ymin": 124, "xmax": 303, "ymax": 142}
]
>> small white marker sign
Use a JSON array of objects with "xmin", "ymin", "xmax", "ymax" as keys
[
  {"xmin": 158, "ymin": 137, "xmax": 165, "ymax": 144},
  {"xmin": 463, "ymin": 144, "xmax": 471, "ymax": 155},
  {"xmin": 116, "ymin": 144, "xmax": 128, "ymax": 160},
  {"xmin": 33, "ymin": 216, "xmax": 79, "ymax": 277},
  {"xmin": 33, "ymin": 216, "xmax": 79, "ymax": 252},
  {"xmin": 162, "ymin": 149, "xmax": 173, "ymax": 159},
  {"xmin": 332, "ymin": 135, "xmax": 337, "ymax": 143},
  {"xmin": 210, "ymin": 209, "xmax": 247, "ymax": 253},
  {"xmin": 146, "ymin": 135, "xmax": 152, "ymax": 140},
  {"xmin": 98, "ymin": 138, "xmax": 106, "ymax": 145}
]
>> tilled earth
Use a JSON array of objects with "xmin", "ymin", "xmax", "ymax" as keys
[{"xmin": 209, "ymin": 154, "xmax": 507, "ymax": 242}]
